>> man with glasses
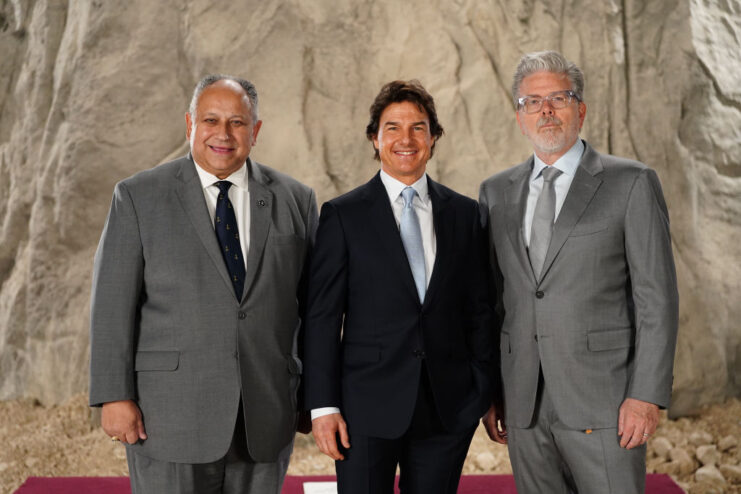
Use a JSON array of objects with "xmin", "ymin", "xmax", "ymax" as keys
[{"xmin": 479, "ymin": 51, "xmax": 679, "ymax": 493}]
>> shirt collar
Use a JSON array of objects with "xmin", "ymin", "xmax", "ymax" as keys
[
  {"xmin": 193, "ymin": 159, "xmax": 249, "ymax": 190},
  {"xmin": 379, "ymin": 169, "xmax": 430, "ymax": 206},
  {"xmin": 530, "ymin": 139, "xmax": 585, "ymax": 182}
]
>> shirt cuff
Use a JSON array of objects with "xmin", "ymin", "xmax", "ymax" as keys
[{"xmin": 311, "ymin": 407, "xmax": 341, "ymax": 420}]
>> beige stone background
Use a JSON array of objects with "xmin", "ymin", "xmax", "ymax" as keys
[{"xmin": 0, "ymin": 0, "xmax": 740, "ymax": 425}]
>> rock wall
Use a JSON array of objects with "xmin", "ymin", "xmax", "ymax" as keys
[{"xmin": 0, "ymin": 0, "xmax": 739, "ymax": 415}]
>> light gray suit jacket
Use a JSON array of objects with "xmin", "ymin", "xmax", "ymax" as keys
[
  {"xmin": 89, "ymin": 155, "xmax": 317, "ymax": 463},
  {"xmin": 479, "ymin": 140, "xmax": 678, "ymax": 430}
]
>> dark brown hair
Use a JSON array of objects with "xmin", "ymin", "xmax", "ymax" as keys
[{"xmin": 365, "ymin": 80, "xmax": 444, "ymax": 160}]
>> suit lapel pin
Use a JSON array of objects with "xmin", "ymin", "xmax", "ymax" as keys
[{"xmin": 257, "ymin": 199, "xmax": 267, "ymax": 207}]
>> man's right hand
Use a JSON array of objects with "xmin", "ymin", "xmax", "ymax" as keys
[
  {"xmin": 482, "ymin": 403, "xmax": 507, "ymax": 444},
  {"xmin": 311, "ymin": 412, "xmax": 350, "ymax": 460},
  {"xmin": 101, "ymin": 400, "xmax": 147, "ymax": 444}
]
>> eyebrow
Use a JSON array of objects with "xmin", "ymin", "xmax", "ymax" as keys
[
  {"xmin": 201, "ymin": 112, "xmax": 248, "ymax": 119},
  {"xmin": 383, "ymin": 121, "xmax": 428, "ymax": 127}
]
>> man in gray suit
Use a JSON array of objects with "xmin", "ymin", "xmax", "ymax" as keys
[
  {"xmin": 89, "ymin": 75, "xmax": 317, "ymax": 493},
  {"xmin": 479, "ymin": 51, "xmax": 679, "ymax": 493}
]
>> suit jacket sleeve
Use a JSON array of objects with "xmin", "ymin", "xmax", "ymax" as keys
[
  {"xmin": 478, "ymin": 185, "xmax": 504, "ymax": 408},
  {"xmin": 89, "ymin": 181, "xmax": 144, "ymax": 406},
  {"xmin": 296, "ymin": 189, "xmax": 319, "ymax": 412},
  {"xmin": 624, "ymin": 168, "xmax": 679, "ymax": 408},
  {"xmin": 302, "ymin": 201, "xmax": 348, "ymax": 410}
]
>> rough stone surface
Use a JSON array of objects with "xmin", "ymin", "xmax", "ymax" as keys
[
  {"xmin": 652, "ymin": 436, "xmax": 675, "ymax": 459},
  {"xmin": 695, "ymin": 465, "xmax": 726, "ymax": 485},
  {"xmin": 719, "ymin": 435, "xmax": 739, "ymax": 452},
  {"xmin": 670, "ymin": 447, "xmax": 698, "ymax": 476},
  {"xmin": 719, "ymin": 463, "xmax": 741, "ymax": 483},
  {"xmin": 475, "ymin": 451, "xmax": 499, "ymax": 471},
  {"xmin": 690, "ymin": 431, "xmax": 716, "ymax": 447},
  {"xmin": 0, "ymin": 1, "xmax": 740, "ymax": 409},
  {"xmin": 696, "ymin": 445, "xmax": 721, "ymax": 466}
]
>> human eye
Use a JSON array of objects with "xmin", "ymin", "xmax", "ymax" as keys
[
  {"xmin": 231, "ymin": 119, "xmax": 245, "ymax": 126},
  {"xmin": 551, "ymin": 93, "xmax": 567, "ymax": 104}
]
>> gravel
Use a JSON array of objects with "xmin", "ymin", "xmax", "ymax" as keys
[{"xmin": 1, "ymin": 394, "xmax": 739, "ymax": 493}]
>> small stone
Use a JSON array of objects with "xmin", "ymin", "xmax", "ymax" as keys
[
  {"xmin": 689, "ymin": 431, "xmax": 714, "ymax": 446},
  {"xmin": 695, "ymin": 465, "xmax": 726, "ymax": 485},
  {"xmin": 474, "ymin": 451, "xmax": 499, "ymax": 471},
  {"xmin": 669, "ymin": 447, "xmax": 696, "ymax": 475},
  {"xmin": 696, "ymin": 444, "xmax": 721, "ymax": 466},
  {"xmin": 651, "ymin": 436, "xmax": 674, "ymax": 459},
  {"xmin": 646, "ymin": 455, "xmax": 666, "ymax": 473},
  {"xmin": 719, "ymin": 463, "xmax": 741, "ymax": 482},
  {"xmin": 0, "ymin": 462, "xmax": 8, "ymax": 472},
  {"xmin": 24, "ymin": 457, "xmax": 39, "ymax": 468},
  {"xmin": 718, "ymin": 435, "xmax": 738, "ymax": 452},
  {"xmin": 688, "ymin": 483, "xmax": 723, "ymax": 494},
  {"xmin": 654, "ymin": 460, "xmax": 682, "ymax": 476}
]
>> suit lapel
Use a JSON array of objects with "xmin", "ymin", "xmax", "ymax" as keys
[
  {"xmin": 242, "ymin": 159, "xmax": 274, "ymax": 303},
  {"xmin": 364, "ymin": 173, "xmax": 421, "ymax": 304},
  {"xmin": 504, "ymin": 161, "xmax": 537, "ymax": 284},
  {"xmin": 174, "ymin": 157, "xmax": 235, "ymax": 296},
  {"xmin": 423, "ymin": 177, "xmax": 452, "ymax": 308},
  {"xmin": 539, "ymin": 143, "xmax": 603, "ymax": 283}
]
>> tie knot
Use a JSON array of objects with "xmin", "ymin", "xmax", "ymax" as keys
[
  {"xmin": 541, "ymin": 166, "xmax": 562, "ymax": 183},
  {"xmin": 215, "ymin": 181, "xmax": 233, "ymax": 194},
  {"xmin": 401, "ymin": 186, "xmax": 417, "ymax": 207}
]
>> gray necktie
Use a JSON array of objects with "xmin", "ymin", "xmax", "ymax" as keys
[
  {"xmin": 400, "ymin": 187, "xmax": 426, "ymax": 302},
  {"xmin": 529, "ymin": 166, "xmax": 562, "ymax": 280}
]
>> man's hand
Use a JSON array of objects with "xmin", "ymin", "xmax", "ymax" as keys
[
  {"xmin": 482, "ymin": 404, "xmax": 507, "ymax": 444},
  {"xmin": 312, "ymin": 413, "xmax": 350, "ymax": 460},
  {"xmin": 618, "ymin": 397, "xmax": 659, "ymax": 449},
  {"xmin": 102, "ymin": 400, "xmax": 147, "ymax": 444}
]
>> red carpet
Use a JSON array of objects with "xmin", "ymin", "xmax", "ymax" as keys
[{"xmin": 16, "ymin": 474, "xmax": 684, "ymax": 493}]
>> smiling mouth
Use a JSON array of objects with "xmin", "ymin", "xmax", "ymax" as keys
[
  {"xmin": 209, "ymin": 145, "xmax": 234, "ymax": 154},
  {"xmin": 394, "ymin": 150, "xmax": 417, "ymax": 156}
]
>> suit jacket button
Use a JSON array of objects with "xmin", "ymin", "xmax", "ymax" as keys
[
  {"xmin": 238, "ymin": 311, "xmax": 246, "ymax": 319},
  {"xmin": 535, "ymin": 290, "xmax": 544, "ymax": 299},
  {"xmin": 413, "ymin": 349, "xmax": 426, "ymax": 359},
  {"xmin": 534, "ymin": 335, "xmax": 539, "ymax": 342}
]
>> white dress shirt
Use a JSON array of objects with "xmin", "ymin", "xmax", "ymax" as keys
[
  {"xmin": 193, "ymin": 160, "xmax": 250, "ymax": 268},
  {"xmin": 311, "ymin": 170, "xmax": 438, "ymax": 421},
  {"xmin": 523, "ymin": 139, "xmax": 584, "ymax": 247}
]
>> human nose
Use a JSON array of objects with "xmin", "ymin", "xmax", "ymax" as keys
[
  {"xmin": 400, "ymin": 128, "xmax": 413, "ymax": 143},
  {"xmin": 541, "ymin": 98, "xmax": 555, "ymax": 115},
  {"xmin": 216, "ymin": 122, "xmax": 231, "ymax": 141}
]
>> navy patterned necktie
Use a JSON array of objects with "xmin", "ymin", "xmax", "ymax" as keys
[{"xmin": 214, "ymin": 181, "xmax": 245, "ymax": 300}]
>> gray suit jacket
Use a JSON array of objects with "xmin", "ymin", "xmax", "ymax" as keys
[
  {"xmin": 89, "ymin": 155, "xmax": 317, "ymax": 463},
  {"xmin": 479, "ymin": 140, "xmax": 678, "ymax": 430}
]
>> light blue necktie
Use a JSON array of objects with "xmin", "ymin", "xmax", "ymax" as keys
[{"xmin": 400, "ymin": 186, "xmax": 426, "ymax": 302}]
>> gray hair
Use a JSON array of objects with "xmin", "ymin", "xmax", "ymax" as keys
[
  {"xmin": 188, "ymin": 74, "xmax": 259, "ymax": 122},
  {"xmin": 511, "ymin": 50, "xmax": 584, "ymax": 106}
]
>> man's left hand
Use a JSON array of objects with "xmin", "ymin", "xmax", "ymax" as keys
[{"xmin": 618, "ymin": 397, "xmax": 659, "ymax": 449}]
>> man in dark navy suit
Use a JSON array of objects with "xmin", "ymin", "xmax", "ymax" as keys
[{"xmin": 303, "ymin": 80, "xmax": 495, "ymax": 494}]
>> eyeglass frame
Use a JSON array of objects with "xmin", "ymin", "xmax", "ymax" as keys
[{"xmin": 516, "ymin": 90, "xmax": 581, "ymax": 114}]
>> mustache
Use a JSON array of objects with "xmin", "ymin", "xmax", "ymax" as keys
[{"xmin": 537, "ymin": 116, "xmax": 562, "ymax": 129}]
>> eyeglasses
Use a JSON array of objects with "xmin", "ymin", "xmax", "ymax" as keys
[{"xmin": 516, "ymin": 90, "xmax": 580, "ymax": 114}]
